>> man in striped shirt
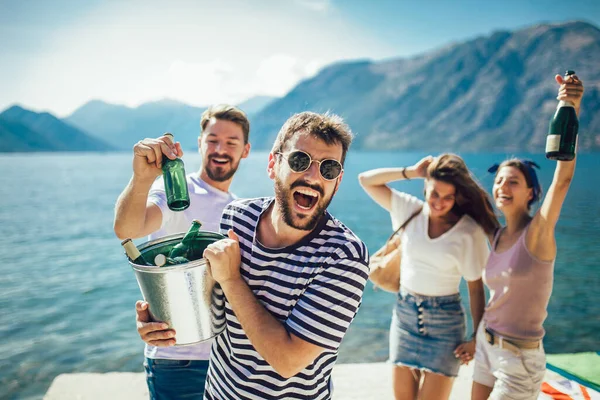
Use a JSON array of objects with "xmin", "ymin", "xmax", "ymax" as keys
[{"xmin": 203, "ymin": 112, "xmax": 370, "ymax": 399}]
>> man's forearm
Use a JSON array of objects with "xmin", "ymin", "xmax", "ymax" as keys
[
  {"xmin": 114, "ymin": 176, "xmax": 155, "ymax": 239},
  {"xmin": 220, "ymin": 278, "xmax": 317, "ymax": 378}
]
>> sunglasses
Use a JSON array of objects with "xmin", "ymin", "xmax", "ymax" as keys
[{"xmin": 277, "ymin": 150, "xmax": 343, "ymax": 181}]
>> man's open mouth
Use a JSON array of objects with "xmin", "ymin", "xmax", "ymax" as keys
[
  {"xmin": 210, "ymin": 156, "xmax": 230, "ymax": 166},
  {"xmin": 293, "ymin": 187, "xmax": 319, "ymax": 211}
]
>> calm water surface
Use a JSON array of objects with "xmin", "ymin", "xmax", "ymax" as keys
[{"xmin": 0, "ymin": 151, "xmax": 598, "ymax": 399}]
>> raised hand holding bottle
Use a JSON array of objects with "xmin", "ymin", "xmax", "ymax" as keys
[
  {"xmin": 162, "ymin": 133, "xmax": 190, "ymax": 211},
  {"xmin": 546, "ymin": 70, "xmax": 579, "ymax": 161}
]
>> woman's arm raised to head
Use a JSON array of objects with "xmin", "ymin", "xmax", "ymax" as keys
[
  {"xmin": 528, "ymin": 74, "xmax": 584, "ymax": 261},
  {"xmin": 357, "ymin": 156, "xmax": 433, "ymax": 211}
]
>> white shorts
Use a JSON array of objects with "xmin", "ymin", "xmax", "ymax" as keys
[{"xmin": 473, "ymin": 323, "xmax": 546, "ymax": 400}]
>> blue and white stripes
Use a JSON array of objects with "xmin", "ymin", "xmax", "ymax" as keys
[{"xmin": 204, "ymin": 197, "xmax": 369, "ymax": 400}]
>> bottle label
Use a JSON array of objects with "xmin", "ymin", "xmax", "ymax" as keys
[{"xmin": 546, "ymin": 135, "xmax": 561, "ymax": 152}]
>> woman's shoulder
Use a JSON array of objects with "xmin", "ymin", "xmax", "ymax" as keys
[
  {"xmin": 390, "ymin": 189, "xmax": 423, "ymax": 207},
  {"xmin": 456, "ymin": 214, "xmax": 487, "ymax": 237}
]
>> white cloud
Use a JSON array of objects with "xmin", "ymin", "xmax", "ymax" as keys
[
  {"xmin": 255, "ymin": 54, "xmax": 324, "ymax": 96},
  {"xmin": 166, "ymin": 59, "xmax": 236, "ymax": 105},
  {"xmin": 160, "ymin": 55, "xmax": 325, "ymax": 107},
  {"xmin": 0, "ymin": 1, "xmax": 394, "ymax": 115}
]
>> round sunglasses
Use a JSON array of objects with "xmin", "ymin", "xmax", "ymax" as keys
[{"xmin": 277, "ymin": 150, "xmax": 343, "ymax": 181}]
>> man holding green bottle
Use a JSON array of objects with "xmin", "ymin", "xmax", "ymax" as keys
[{"xmin": 113, "ymin": 104, "xmax": 251, "ymax": 399}]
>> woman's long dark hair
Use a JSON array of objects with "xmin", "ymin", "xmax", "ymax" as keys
[{"xmin": 427, "ymin": 154, "xmax": 500, "ymax": 235}]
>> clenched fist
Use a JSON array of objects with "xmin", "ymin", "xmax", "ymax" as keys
[{"xmin": 203, "ymin": 229, "xmax": 242, "ymax": 285}]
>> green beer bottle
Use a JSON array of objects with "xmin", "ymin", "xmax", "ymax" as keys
[
  {"xmin": 121, "ymin": 238, "xmax": 153, "ymax": 266},
  {"xmin": 153, "ymin": 254, "xmax": 189, "ymax": 267},
  {"xmin": 162, "ymin": 133, "xmax": 190, "ymax": 211},
  {"xmin": 168, "ymin": 219, "xmax": 203, "ymax": 260},
  {"xmin": 545, "ymin": 70, "xmax": 579, "ymax": 161}
]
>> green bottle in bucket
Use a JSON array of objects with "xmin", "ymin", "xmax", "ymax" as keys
[
  {"xmin": 162, "ymin": 133, "xmax": 190, "ymax": 211},
  {"xmin": 121, "ymin": 238, "xmax": 153, "ymax": 266},
  {"xmin": 154, "ymin": 254, "xmax": 189, "ymax": 267},
  {"xmin": 168, "ymin": 219, "xmax": 203, "ymax": 260},
  {"xmin": 130, "ymin": 231, "xmax": 227, "ymax": 345}
]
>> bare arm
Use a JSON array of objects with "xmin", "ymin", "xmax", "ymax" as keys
[
  {"xmin": 114, "ymin": 178, "xmax": 163, "ymax": 239},
  {"xmin": 527, "ymin": 75, "xmax": 583, "ymax": 261},
  {"xmin": 467, "ymin": 278, "xmax": 485, "ymax": 335},
  {"xmin": 220, "ymin": 278, "xmax": 325, "ymax": 378},
  {"xmin": 204, "ymin": 230, "xmax": 325, "ymax": 378},
  {"xmin": 358, "ymin": 156, "xmax": 433, "ymax": 211},
  {"xmin": 113, "ymin": 135, "xmax": 182, "ymax": 239},
  {"xmin": 453, "ymin": 278, "xmax": 485, "ymax": 364}
]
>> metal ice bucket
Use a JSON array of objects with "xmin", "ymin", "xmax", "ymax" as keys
[{"xmin": 129, "ymin": 232, "xmax": 226, "ymax": 346}]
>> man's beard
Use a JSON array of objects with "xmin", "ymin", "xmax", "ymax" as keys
[
  {"xmin": 274, "ymin": 177, "xmax": 334, "ymax": 231},
  {"xmin": 204, "ymin": 154, "xmax": 239, "ymax": 182}
]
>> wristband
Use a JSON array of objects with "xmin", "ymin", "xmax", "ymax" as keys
[{"xmin": 401, "ymin": 168, "xmax": 410, "ymax": 180}]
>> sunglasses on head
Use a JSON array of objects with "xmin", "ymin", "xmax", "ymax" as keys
[{"xmin": 277, "ymin": 150, "xmax": 343, "ymax": 181}]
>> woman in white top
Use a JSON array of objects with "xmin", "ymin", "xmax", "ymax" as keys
[{"xmin": 359, "ymin": 154, "xmax": 499, "ymax": 400}]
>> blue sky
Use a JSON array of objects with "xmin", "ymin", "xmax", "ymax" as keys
[{"xmin": 1, "ymin": 0, "xmax": 598, "ymax": 116}]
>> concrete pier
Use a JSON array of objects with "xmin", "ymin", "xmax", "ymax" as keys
[{"xmin": 43, "ymin": 362, "xmax": 567, "ymax": 399}]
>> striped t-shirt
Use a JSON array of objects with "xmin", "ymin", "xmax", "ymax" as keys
[{"xmin": 204, "ymin": 197, "xmax": 369, "ymax": 400}]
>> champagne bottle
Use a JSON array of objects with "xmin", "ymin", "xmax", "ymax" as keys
[
  {"xmin": 546, "ymin": 70, "xmax": 579, "ymax": 161},
  {"xmin": 162, "ymin": 133, "xmax": 190, "ymax": 211},
  {"xmin": 154, "ymin": 254, "xmax": 190, "ymax": 267},
  {"xmin": 168, "ymin": 220, "xmax": 203, "ymax": 260},
  {"xmin": 121, "ymin": 238, "xmax": 153, "ymax": 266}
]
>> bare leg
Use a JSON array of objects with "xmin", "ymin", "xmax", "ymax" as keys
[
  {"xmin": 393, "ymin": 365, "xmax": 420, "ymax": 400},
  {"xmin": 418, "ymin": 371, "xmax": 454, "ymax": 400},
  {"xmin": 471, "ymin": 381, "xmax": 493, "ymax": 400}
]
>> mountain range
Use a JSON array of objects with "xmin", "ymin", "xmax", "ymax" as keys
[
  {"xmin": 0, "ymin": 106, "xmax": 114, "ymax": 152},
  {"xmin": 64, "ymin": 96, "xmax": 277, "ymax": 150},
  {"xmin": 1, "ymin": 20, "xmax": 598, "ymax": 153},
  {"xmin": 250, "ymin": 20, "xmax": 600, "ymax": 152}
]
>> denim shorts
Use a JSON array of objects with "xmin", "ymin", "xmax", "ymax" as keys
[
  {"xmin": 144, "ymin": 357, "xmax": 210, "ymax": 399},
  {"xmin": 389, "ymin": 288, "xmax": 466, "ymax": 377}
]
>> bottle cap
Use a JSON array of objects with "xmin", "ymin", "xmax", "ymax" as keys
[
  {"xmin": 154, "ymin": 254, "xmax": 167, "ymax": 267},
  {"xmin": 164, "ymin": 133, "xmax": 174, "ymax": 139},
  {"xmin": 121, "ymin": 238, "xmax": 142, "ymax": 261},
  {"xmin": 565, "ymin": 70, "xmax": 576, "ymax": 76}
]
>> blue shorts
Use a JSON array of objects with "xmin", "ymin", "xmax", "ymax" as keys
[
  {"xmin": 388, "ymin": 288, "xmax": 466, "ymax": 377},
  {"xmin": 144, "ymin": 357, "xmax": 209, "ymax": 399}
]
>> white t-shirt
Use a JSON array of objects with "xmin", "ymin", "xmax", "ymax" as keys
[
  {"xmin": 145, "ymin": 173, "xmax": 236, "ymax": 360},
  {"xmin": 390, "ymin": 189, "xmax": 489, "ymax": 296}
]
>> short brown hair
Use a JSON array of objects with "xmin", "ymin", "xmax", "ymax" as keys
[
  {"xmin": 200, "ymin": 104, "xmax": 250, "ymax": 144},
  {"xmin": 271, "ymin": 111, "xmax": 353, "ymax": 165}
]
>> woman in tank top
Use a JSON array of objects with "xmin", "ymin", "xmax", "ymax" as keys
[
  {"xmin": 471, "ymin": 74, "xmax": 584, "ymax": 400},
  {"xmin": 359, "ymin": 154, "xmax": 499, "ymax": 400}
]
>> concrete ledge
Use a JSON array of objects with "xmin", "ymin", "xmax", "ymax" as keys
[
  {"xmin": 44, "ymin": 363, "xmax": 566, "ymax": 399},
  {"xmin": 44, "ymin": 363, "xmax": 476, "ymax": 399},
  {"xmin": 44, "ymin": 372, "xmax": 149, "ymax": 400}
]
